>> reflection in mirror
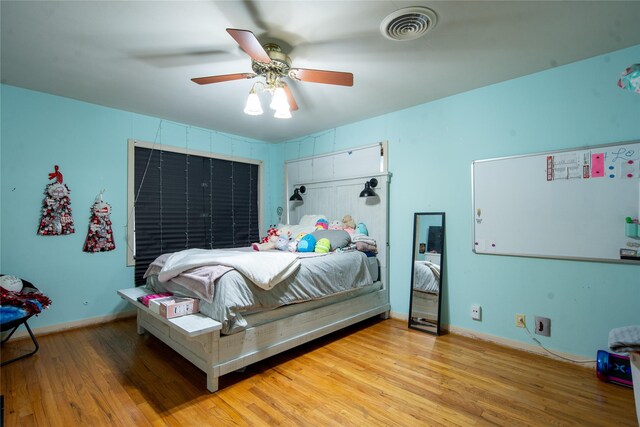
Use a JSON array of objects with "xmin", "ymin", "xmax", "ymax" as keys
[{"xmin": 408, "ymin": 212, "xmax": 445, "ymax": 335}]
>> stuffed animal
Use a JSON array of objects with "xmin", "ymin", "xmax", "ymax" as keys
[
  {"xmin": 342, "ymin": 215, "xmax": 356, "ymax": 229},
  {"xmin": 287, "ymin": 239, "xmax": 299, "ymax": 252},
  {"xmin": 315, "ymin": 218, "xmax": 329, "ymax": 230},
  {"xmin": 275, "ymin": 235, "xmax": 290, "ymax": 251},
  {"xmin": 328, "ymin": 220, "xmax": 343, "ymax": 230},
  {"xmin": 253, "ymin": 225, "xmax": 280, "ymax": 251},
  {"xmin": 278, "ymin": 225, "xmax": 293, "ymax": 238},
  {"xmin": 297, "ymin": 234, "xmax": 317, "ymax": 252},
  {"xmin": 288, "ymin": 232, "xmax": 307, "ymax": 252},
  {"xmin": 315, "ymin": 238, "xmax": 331, "ymax": 253},
  {"xmin": 260, "ymin": 225, "xmax": 278, "ymax": 244},
  {"xmin": 355, "ymin": 222, "xmax": 368, "ymax": 236},
  {"xmin": 342, "ymin": 215, "xmax": 356, "ymax": 235}
]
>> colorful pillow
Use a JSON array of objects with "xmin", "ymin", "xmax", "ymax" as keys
[
  {"xmin": 315, "ymin": 218, "xmax": 329, "ymax": 230},
  {"xmin": 328, "ymin": 220, "xmax": 343, "ymax": 230},
  {"xmin": 356, "ymin": 222, "xmax": 368, "ymax": 236},
  {"xmin": 311, "ymin": 229, "xmax": 351, "ymax": 250},
  {"xmin": 299, "ymin": 214, "xmax": 328, "ymax": 228},
  {"xmin": 297, "ymin": 234, "xmax": 317, "ymax": 252},
  {"xmin": 315, "ymin": 238, "xmax": 331, "ymax": 253}
]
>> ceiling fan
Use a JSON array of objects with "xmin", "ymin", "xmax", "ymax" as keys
[{"xmin": 191, "ymin": 28, "xmax": 354, "ymax": 118}]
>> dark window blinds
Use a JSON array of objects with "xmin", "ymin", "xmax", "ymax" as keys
[{"xmin": 133, "ymin": 146, "xmax": 259, "ymax": 284}]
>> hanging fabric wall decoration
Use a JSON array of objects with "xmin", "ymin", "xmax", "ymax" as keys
[
  {"xmin": 83, "ymin": 190, "xmax": 115, "ymax": 253},
  {"xmin": 37, "ymin": 165, "xmax": 75, "ymax": 236},
  {"xmin": 617, "ymin": 64, "xmax": 640, "ymax": 94}
]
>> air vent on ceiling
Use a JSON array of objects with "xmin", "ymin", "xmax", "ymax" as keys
[{"xmin": 380, "ymin": 6, "xmax": 438, "ymax": 41}]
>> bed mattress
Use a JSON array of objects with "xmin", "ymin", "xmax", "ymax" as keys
[{"xmin": 146, "ymin": 250, "xmax": 379, "ymax": 334}]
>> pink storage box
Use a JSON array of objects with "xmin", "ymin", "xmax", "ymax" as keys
[
  {"xmin": 137, "ymin": 292, "xmax": 173, "ymax": 307},
  {"xmin": 157, "ymin": 297, "xmax": 200, "ymax": 319}
]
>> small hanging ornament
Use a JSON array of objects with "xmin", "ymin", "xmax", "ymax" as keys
[
  {"xmin": 617, "ymin": 64, "xmax": 640, "ymax": 95},
  {"xmin": 37, "ymin": 165, "xmax": 75, "ymax": 236},
  {"xmin": 83, "ymin": 190, "xmax": 115, "ymax": 253}
]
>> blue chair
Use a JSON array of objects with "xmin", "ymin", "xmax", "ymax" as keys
[{"xmin": 1, "ymin": 279, "xmax": 41, "ymax": 367}]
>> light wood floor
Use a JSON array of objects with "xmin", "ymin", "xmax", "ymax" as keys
[{"xmin": 1, "ymin": 317, "xmax": 636, "ymax": 426}]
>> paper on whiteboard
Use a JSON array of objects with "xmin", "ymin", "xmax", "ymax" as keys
[
  {"xmin": 547, "ymin": 150, "xmax": 606, "ymax": 181},
  {"xmin": 550, "ymin": 153, "xmax": 580, "ymax": 180}
]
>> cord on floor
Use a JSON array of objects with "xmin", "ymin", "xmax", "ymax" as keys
[{"xmin": 523, "ymin": 322, "xmax": 596, "ymax": 363}]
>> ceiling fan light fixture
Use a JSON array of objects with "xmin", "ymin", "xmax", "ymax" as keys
[
  {"xmin": 380, "ymin": 6, "xmax": 438, "ymax": 41},
  {"xmin": 270, "ymin": 86, "xmax": 289, "ymax": 110},
  {"xmin": 274, "ymin": 106, "xmax": 292, "ymax": 119},
  {"xmin": 193, "ymin": 28, "xmax": 353, "ymax": 119},
  {"xmin": 244, "ymin": 91, "xmax": 263, "ymax": 115}
]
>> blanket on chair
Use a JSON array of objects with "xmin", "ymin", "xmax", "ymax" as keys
[{"xmin": 1, "ymin": 287, "xmax": 52, "ymax": 325}]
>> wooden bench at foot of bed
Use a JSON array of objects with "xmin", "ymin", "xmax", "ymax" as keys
[{"xmin": 118, "ymin": 286, "xmax": 390, "ymax": 392}]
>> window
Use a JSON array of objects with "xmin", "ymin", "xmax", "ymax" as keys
[{"xmin": 127, "ymin": 140, "xmax": 262, "ymax": 284}]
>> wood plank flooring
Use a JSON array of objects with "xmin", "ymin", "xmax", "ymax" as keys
[{"xmin": 1, "ymin": 317, "xmax": 636, "ymax": 426}]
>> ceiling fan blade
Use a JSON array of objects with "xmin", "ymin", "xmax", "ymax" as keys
[
  {"xmin": 226, "ymin": 28, "xmax": 271, "ymax": 63},
  {"xmin": 282, "ymin": 83, "xmax": 299, "ymax": 111},
  {"xmin": 191, "ymin": 73, "xmax": 256, "ymax": 85},
  {"xmin": 288, "ymin": 68, "xmax": 353, "ymax": 87}
]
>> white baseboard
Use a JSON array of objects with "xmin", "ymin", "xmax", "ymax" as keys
[
  {"xmin": 2, "ymin": 310, "xmax": 136, "ymax": 341},
  {"xmin": 444, "ymin": 324, "xmax": 596, "ymax": 368},
  {"xmin": 389, "ymin": 312, "xmax": 595, "ymax": 368},
  {"xmin": 390, "ymin": 311, "xmax": 408, "ymax": 322}
]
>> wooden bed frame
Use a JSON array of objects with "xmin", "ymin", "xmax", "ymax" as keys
[{"xmin": 119, "ymin": 285, "xmax": 389, "ymax": 392}]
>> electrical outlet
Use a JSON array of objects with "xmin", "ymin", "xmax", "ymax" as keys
[
  {"xmin": 471, "ymin": 305, "xmax": 481, "ymax": 321},
  {"xmin": 534, "ymin": 316, "xmax": 551, "ymax": 337},
  {"xmin": 515, "ymin": 313, "xmax": 526, "ymax": 328}
]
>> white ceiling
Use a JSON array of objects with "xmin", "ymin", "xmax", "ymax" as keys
[{"xmin": 2, "ymin": 1, "xmax": 640, "ymax": 142}]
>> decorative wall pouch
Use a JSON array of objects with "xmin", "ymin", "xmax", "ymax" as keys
[
  {"xmin": 37, "ymin": 165, "xmax": 75, "ymax": 235},
  {"xmin": 83, "ymin": 190, "xmax": 115, "ymax": 252}
]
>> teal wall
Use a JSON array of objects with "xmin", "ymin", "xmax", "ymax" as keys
[
  {"xmin": 280, "ymin": 45, "xmax": 640, "ymax": 357},
  {"xmin": 0, "ymin": 85, "xmax": 278, "ymax": 329},
  {"xmin": 2, "ymin": 44, "xmax": 638, "ymax": 357}
]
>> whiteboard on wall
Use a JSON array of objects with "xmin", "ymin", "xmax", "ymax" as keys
[{"xmin": 472, "ymin": 141, "xmax": 640, "ymax": 264}]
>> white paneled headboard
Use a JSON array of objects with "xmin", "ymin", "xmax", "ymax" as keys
[{"xmin": 285, "ymin": 142, "xmax": 390, "ymax": 289}]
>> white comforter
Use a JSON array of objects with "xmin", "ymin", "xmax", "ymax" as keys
[
  {"xmin": 158, "ymin": 248, "xmax": 301, "ymax": 290},
  {"xmin": 413, "ymin": 261, "xmax": 440, "ymax": 293}
]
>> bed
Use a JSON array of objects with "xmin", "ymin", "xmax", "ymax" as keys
[
  {"xmin": 118, "ymin": 180, "xmax": 390, "ymax": 392},
  {"xmin": 144, "ymin": 248, "xmax": 381, "ymax": 335},
  {"xmin": 120, "ymin": 146, "xmax": 390, "ymax": 391},
  {"xmin": 410, "ymin": 261, "xmax": 440, "ymax": 323},
  {"xmin": 119, "ymin": 247, "xmax": 387, "ymax": 392}
]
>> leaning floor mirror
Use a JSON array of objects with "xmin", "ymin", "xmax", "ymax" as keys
[{"xmin": 408, "ymin": 212, "xmax": 445, "ymax": 335}]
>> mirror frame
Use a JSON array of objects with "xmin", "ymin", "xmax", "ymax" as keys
[{"xmin": 408, "ymin": 212, "xmax": 445, "ymax": 336}]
